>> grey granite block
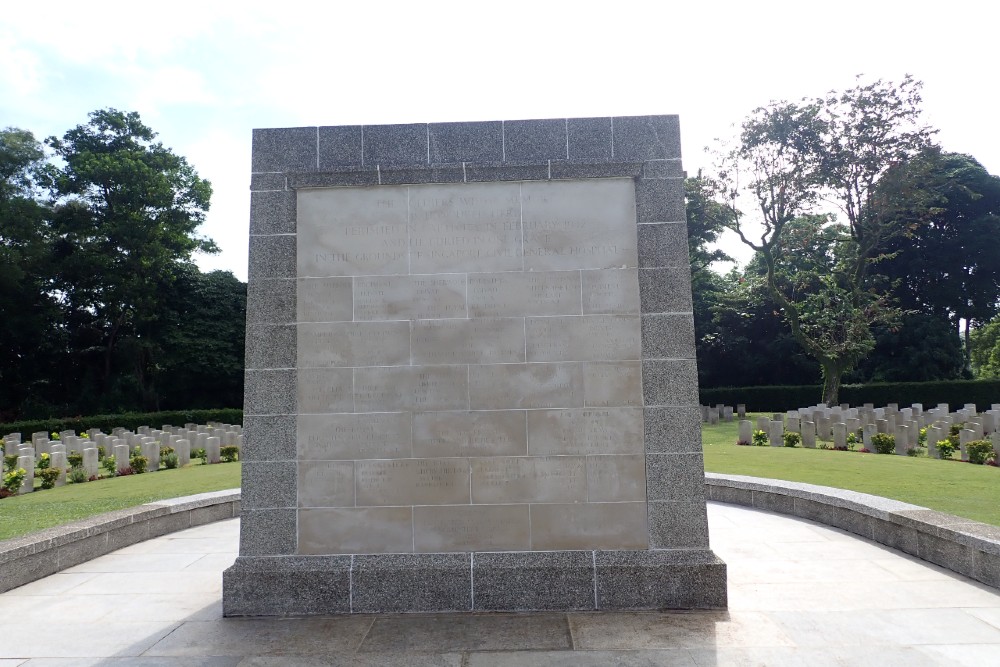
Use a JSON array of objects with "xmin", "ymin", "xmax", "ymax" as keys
[
  {"xmin": 642, "ymin": 313, "xmax": 696, "ymax": 359},
  {"xmin": 106, "ymin": 520, "xmax": 150, "ymax": 552},
  {"xmin": 472, "ymin": 551, "xmax": 595, "ymax": 611},
  {"xmin": 465, "ymin": 163, "xmax": 551, "ymax": 182},
  {"xmin": 377, "ymin": 165, "xmax": 466, "ymax": 185},
  {"xmin": 751, "ymin": 490, "xmax": 795, "ymax": 515},
  {"xmin": 250, "ymin": 173, "xmax": 286, "ymax": 191},
  {"xmin": 146, "ymin": 512, "xmax": 192, "ymax": 539},
  {"xmin": 873, "ymin": 517, "xmax": 920, "ymax": 557},
  {"xmin": 243, "ymin": 415, "xmax": 297, "ymax": 461},
  {"xmin": 639, "ymin": 267, "xmax": 694, "ymax": 313},
  {"xmin": 0, "ymin": 550, "xmax": 60, "ymax": 591},
  {"xmin": 241, "ymin": 461, "xmax": 296, "ymax": 509},
  {"xmin": 549, "ymin": 162, "xmax": 643, "ymax": 180},
  {"xmin": 249, "ymin": 190, "xmax": 296, "ymax": 235},
  {"xmin": 246, "ymin": 279, "xmax": 295, "ymax": 325},
  {"xmin": 244, "ymin": 323, "xmax": 295, "ymax": 370},
  {"xmin": 793, "ymin": 497, "xmax": 873, "ymax": 539},
  {"xmin": 638, "ymin": 223, "xmax": 689, "ymax": 268},
  {"xmin": 319, "ymin": 125, "xmax": 363, "ymax": 168},
  {"xmin": 189, "ymin": 501, "xmax": 237, "ymax": 527},
  {"xmin": 612, "ymin": 115, "xmax": 681, "ymax": 161},
  {"xmin": 352, "ymin": 553, "xmax": 472, "ymax": 613},
  {"xmin": 248, "ymin": 234, "xmax": 296, "ymax": 281},
  {"xmin": 643, "ymin": 160, "xmax": 685, "ymax": 179},
  {"xmin": 642, "ymin": 359, "xmax": 699, "ymax": 407},
  {"xmin": 429, "ymin": 121, "xmax": 503, "ymax": 164},
  {"xmin": 288, "ymin": 170, "xmax": 380, "ymax": 188},
  {"xmin": 239, "ymin": 509, "xmax": 297, "ymax": 556},
  {"xmin": 363, "ymin": 123, "xmax": 427, "ymax": 167},
  {"xmin": 705, "ymin": 483, "xmax": 754, "ymax": 506},
  {"xmin": 223, "ymin": 556, "xmax": 351, "ymax": 615},
  {"xmin": 918, "ymin": 532, "xmax": 975, "ymax": 577},
  {"xmin": 55, "ymin": 533, "xmax": 109, "ymax": 570},
  {"xmin": 252, "ymin": 127, "xmax": 317, "ymax": 172},
  {"xmin": 635, "ymin": 178, "xmax": 685, "ymax": 223},
  {"xmin": 595, "ymin": 550, "xmax": 727, "ymax": 609},
  {"xmin": 503, "ymin": 119, "xmax": 567, "ymax": 162},
  {"xmin": 647, "ymin": 501, "xmax": 711, "ymax": 549},
  {"xmin": 646, "ymin": 453, "xmax": 707, "ymax": 501},
  {"xmin": 244, "ymin": 369, "xmax": 296, "ymax": 415},
  {"xmin": 644, "ymin": 406, "xmax": 703, "ymax": 453},
  {"xmin": 975, "ymin": 549, "xmax": 1000, "ymax": 588},
  {"xmin": 568, "ymin": 117, "xmax": 612, "ymax": 161}
]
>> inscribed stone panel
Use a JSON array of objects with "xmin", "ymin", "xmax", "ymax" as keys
[
  {"xmin": 522, "ymin": 179, "xmax": 637, "ymax": 271},
  {"xmin": 471, "ymin": 456, "xmax": 587, "ymax": 504},
  {"xmin": 409, "ymin": 182, "xmax": 522, "ymax": 273},
  {"xmin": 355, "ymin": 459, "xmax": 470, "ymax": 506},
  {"xmin": 297, "ymin": 187, "xmax": 408, "ymax": 277},
  {"xmin": 412, "ymin": 411, "xmax": 527, "ymax": 458},
  {"xmin": 468, "ymin": 271, "xmax": 581, "ymax": 317},
  {"xmin": 297, "ymin": 277, "xmax": 353, "ymax": 322},
  {"xmin": 355, "ymin": 366, "xmax": 468, "ymax": 412},
  {"xmin": 297, "ymin": 413, "xmax": 412, "ymax": 460},
  {"xmin": 527, "ymin": 408, "xmax": 644, "ymax": 456},
  {"xmin": 412, "ymin": 318, "xmax": 525, "ymax": 365},
  {"xmin": 525, "ymin": 315, "xmax": 640, "ymax": 362},
  {"xmin": 354, "ymin": 274, "xmax": 467, "ymax": 320},
  {"xmin": 469, "ymin": 363, "xmax": 585, "ymax": 409},
  {"xmin": 529, "ymin": 503, "xmax": 649, "ymax": 550},
  {"xmin": 297, "ymin": 321, "xmax": 410, "ymax": 368},
  {"xmin": 413, "ymin": 505, "xmax": 530, "ymax": 552},
  {"xmin": 299, "ymin": 507, "xmax": 413, "ymax": 555}
]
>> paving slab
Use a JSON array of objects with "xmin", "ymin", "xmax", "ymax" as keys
[{"xmin": 1, "ymin": 504, "xmax": 999, "ymax": 664}]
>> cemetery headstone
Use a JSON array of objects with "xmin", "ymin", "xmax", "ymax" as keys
[
  {"xmin": 738, "ymin": 420, "xmax": 752, "ymax": 445},
  {"xmin": 224, "ymin": 116, "xmax": 726, "ymax": 616},
  {"xmin": 769, "ymin": 420, "xmax": 784, "ymax": 447}
]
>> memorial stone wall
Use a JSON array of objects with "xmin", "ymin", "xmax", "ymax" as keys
[{"xmin": 224, "ymin": 116, "xmax": 727, "ymax": 614}]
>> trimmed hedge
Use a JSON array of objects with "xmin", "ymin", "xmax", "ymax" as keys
[
  {"xmin": 700, "ymin": 380, "xmax": 1000, "ymax": 412},
  {"xmin": 0, "ymin": 409, "xmax": 243, "ymax": 439}
]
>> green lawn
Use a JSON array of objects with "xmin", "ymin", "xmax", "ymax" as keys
[
  {"xmin": 0, "ymin": 463, "xmax": 241, "ymax": 541},
  {"xmin": 703, "ymin": 415, "xmax": 1000, "ymax": 526}
]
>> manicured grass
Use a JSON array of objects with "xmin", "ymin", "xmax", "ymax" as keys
[
  {"xmin": 0, "ymin": 463, "xmax": 240, "ymax": 541},
  {"xmin": 702, "ymin": 415, "xmax": 1000, "ymax": 526}
]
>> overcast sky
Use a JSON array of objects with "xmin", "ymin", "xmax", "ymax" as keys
[{"xmin": 3, "ymin": 0, "xmax": 996, "ymax": 280}]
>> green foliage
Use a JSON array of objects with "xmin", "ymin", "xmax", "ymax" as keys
[
  {"xmin": 37, "ymin": 467, "xmax": 61, "ymax": 489},
  {"xmin": 936, "ymin": 439, "xmax": 957, "ymax": 459},
  {"xmin": 192, "ymin": 448, "xmax": 207, "ymax": 463},
  {"xmin": 971, "ymin": 316, "xmax": 1000, "ymax": 379},
  {"xmin": 783, "ymin": 432, "xmax": 801, "ymax": 448},
  {"xmin": 67, "ymin": 452, "xmax": 83, "ymax": 468},
  {"xmin": 100, "ymin": 456, "xmax": 117, "ymax": 476},
  {"xmin": 68, "ymin": 467, "xmax": 88, "ymax": 484},
  {"xmin": 0, "ymin": 408, "xmax": 243, "ymax": 437},
  {"xmin": 871, "ymin": 433, "xmax": 896, "ymax": 455},
  {"xmin": 129, "ymin": 455, "xmax": 148, "ymax": 474},
  {"xmin": 163, "ymin": 453, "xmax": 179, "ymax": 469},
  {"xmin": 3, "ymin": 454, "xmax": 17, "ymax": 471},
  {"xmin": 2, "ymin": 467, "xmax": 26, "ymax": 494},
  {"xmin": 37, "ymin": 452, "xmax": 50, "ymax": 469},
  {"xmin": 220, "ymin": 445, "xmax": 240, "ymax": 463},
  {"xmin": 968, "ymin": 440, "xmax": 996, "ymax": 465},
  {"xmin": 752, "ymin": 430, "xmax": 769, "ymax": 447}
]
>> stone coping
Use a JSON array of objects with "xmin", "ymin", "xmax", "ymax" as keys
[
  {"xmin": 705, "ymin": 473, "xmax": 1000, "ymax": 589},
  {"xmin": 0, "ymin": 489, "xmax": 240, "ymax": 594}
]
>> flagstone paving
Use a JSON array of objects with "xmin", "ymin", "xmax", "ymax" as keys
[{"xmin": 2, "ymin": 502, "xmax": 999, "ymax": 665}]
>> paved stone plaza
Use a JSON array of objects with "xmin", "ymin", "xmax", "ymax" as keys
[{"xmin": 2, "ymin": 501, "xmax": 999, "ymax": 665}]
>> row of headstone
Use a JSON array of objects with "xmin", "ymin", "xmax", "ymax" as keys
[
  {"xmin": 700, "ymin": 404, "xmax": 742, "ymax": 424},
  {"xmin": 2, "ymin": 423, "xmax": 242, "ymax": 495},
  {"xmin": 737, "ymin": 401, "xmax": 1000, "ymax": 460}
]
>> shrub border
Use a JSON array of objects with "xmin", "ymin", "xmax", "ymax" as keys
[
  {"xmin": 0, "ymin": 489, "xmax": 240, "ymax": 594},
  {"xmin": 706, "ymin": 473, "xmax": 1000, "ymax": 590}
]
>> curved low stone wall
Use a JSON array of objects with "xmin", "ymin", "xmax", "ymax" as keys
[
  {"xmin": 706, "ymin": 473, "xmax": 1000, "ymax": 590},
  {"xmin": 0, "ymin": 489, "xmax": 240, "ymax": 594},
  {"xmin": 4, "ymin": 479, "xmax": 998, "ymax": 596}
]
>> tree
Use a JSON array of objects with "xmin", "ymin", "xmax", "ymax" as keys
[
  {"xmin": 0, "ymin": 129, "xmax": 64, "ymax": 420},
  {"xmin": 714, "ymin": 76, "xmax": 936, "ymax": 403},
  {"xmin": 45, "ymin": 109, "xmax": 217, "ymax": 411},
  {"xmin": 873, "ymin": 149, "xmax": 1000, "ymax": 363},
  {"xmin": 970, "ymin": 316, "xmax": 1000, "ymax": 379}
]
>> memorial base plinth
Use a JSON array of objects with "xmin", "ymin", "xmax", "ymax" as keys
[{"xmin": 222, "ymin": 549, "xmax": 727, "ymax": 615}]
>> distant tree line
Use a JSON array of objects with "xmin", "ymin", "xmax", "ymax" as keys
[
  {"xmin": 688, "ymin": 78, "xmax": 1000, "ymax": 397},
  {"xmin": 0, "ymin": 110, "xmax": 245, "ymax": 421}
]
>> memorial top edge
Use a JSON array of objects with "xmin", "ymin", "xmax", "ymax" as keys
[{"xmin": 250, "ymin": 115, "xmax": 682, "ymax": 175}]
